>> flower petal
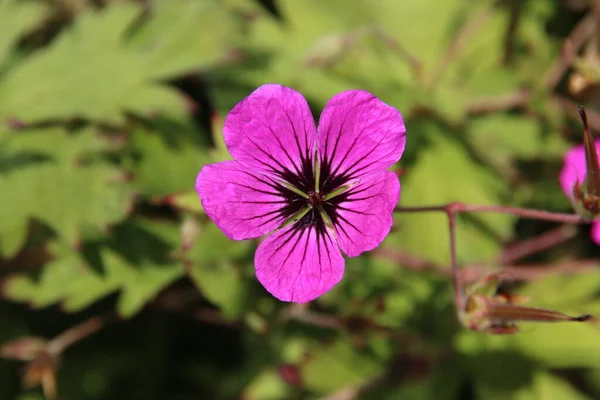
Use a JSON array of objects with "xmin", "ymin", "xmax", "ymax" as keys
[
  {"xmin": 196, "ymin": 161, "xmax": 287, "ymax": 240},
  {"xmin": 331, "ymin": 171, "xmax": 400, "ymax": 257},
  {"xmin": 559, "ymin": 140, "xmax": 600, "ymax": 198},
  {"xmin": 591, "ymin": 220, "xmax": 600, "ymax": 245},
  {"xmin": 255, "ymin": 225, "xmax": 344, "ymax": 302},
  {"xmin": 559, "ymin": 144, "xmax": 586, "ymax": 198},
  {"xmin": 318, "ymin": 90, "xmax": 405, "ymax": 180},
  {"xmin": 224, "ymin": 84, "xmax": 317, "ymax": 178}
]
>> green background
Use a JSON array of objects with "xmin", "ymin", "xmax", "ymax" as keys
[{"xmin": 1, "ymin": 0, "xmax": 600, "ymax": 399}]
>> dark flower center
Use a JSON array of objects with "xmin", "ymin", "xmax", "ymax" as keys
[
  {"xmin": 308, "ymin": 191, "xmax": 323, "ymax": 206},
  {"xmin": 272, "ymin": 153, "xmax": 352, "ymax": 234}
]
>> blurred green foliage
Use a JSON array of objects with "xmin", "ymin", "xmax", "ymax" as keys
[{"xmin": 1, "ymin": 0, "xmax": 600, "ymax": 399}]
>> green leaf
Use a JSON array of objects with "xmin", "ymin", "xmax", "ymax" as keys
[
  {"xmin": 456, "ymin": 319, "xmax": 600, "ymax": 368},
  {"xmin": 390, "ymin": 128, "xmax": 514, "ymax": 265},
  {"xmin": 524, "ymin": 372, "xmax": 591, "ymax": 400},
  {"xmin": 0, "ymin": 0, "xmax": 238, "ymax": 124},
  {"xmin": 168, "ymin": 191, "xmax": 204, "ymax": 214},
  {"xmin": 0, "ymin": 208, "xmax": 29, "ymax": 258},
  {"xmin": 0, "ymin": 1, "xmax": 46, "ymax": 68},
  {"xmin": 112, "ymin": 252, "xmax": 184, "ymax": 318},
  {"xmin": 187, "ymin": 223, "xmax": 253, "ymax": 318},
  {"xmin": 433, "ymin": 6, "xmax": 522, "ymax": 121},
  {"xmin": 188, "ymin": 260, "xmax": 251, "ymax": 319},
  {"xmin": 242, "ymin": 369, "xmax": 291, "ymax": 400},
  {"xmin": 4, "ymin": 242, "xmax": 123, "ymax": 310},
  {"xmin": 468, "ymin": 115, "xmax": 542, "ymax": 166},
  {"xmin": 458, "ymin": 334, "xmax": 592, "ymax": 399},
  {"xmin": 5, "ymin": 220, "xmax": 185, "ymax": 318},
  {"xmin": 236, "ymin": 0, "xmax": 524, "ymax": 128},
  {"xmin": 475, "ymin": 370, "xmax": 592, "ymax": 400},
  {"xmin": 126, "ymin": 118, "xmax": 211, "ymax": 198},
  {"xmin": 325, "ymin": 256, "xmax": 452, "ymax": 335},
  {"xmin": 302, "ymin": 339, "xmax": 382, "ymax": 394},
  {"xmin": 0, "ymin": 128, "xmax": 134, "ymax": 257},
  {"xmin": 374, "ymin": 0, "xmax": 474, "ymax": 70},
  {"xmin": 128, "ymin": 0, "xmax": 239, "ymax": 78},
  {"xmin": 518, "ymin": 272, "xmax": 600, "ymax": 310},
  {"xmin": 233, "ymin": 0, "xmax": 420, "ymax": 113}
]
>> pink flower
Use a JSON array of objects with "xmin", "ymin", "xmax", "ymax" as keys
[
  {"xmin": 196, "ymin": 84, "xmax": 405, "ymax": 302},
  {"xmin": 559, "ymin": 140, "xmax": 600, "ymax": 244}
]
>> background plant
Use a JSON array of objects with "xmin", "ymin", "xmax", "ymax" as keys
[{"xmin": 2, "ymin": 0, "xmax": 600, "ymax": 399}]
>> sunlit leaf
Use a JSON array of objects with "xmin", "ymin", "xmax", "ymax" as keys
[
  {"xmin": 0, "ymin": 0, "xmax": 239, "ymax": 124},
  {"xmin": 4, "ymin": 219, "xmax": 185, "ymax": 318},
  {"xmin": 390, "ymin": 127, "xmax": 514, "ymax": 265},
  {"xmin": 125, "ymin": 118, "xmax": 212, "ymax": 198},
  {"xmin": 186, "ymin": 223, "xmax": 253, "ymax": 318},
  {"xmin": 302, "ymin": 340, "xmax": 382, "ymax": 394},
  {"xmin": 0, "ymin": 1, "xmax": 47, "ymax": 68},
  {"xmin": 0, "ymin": 128, "xmax": 134, "ymax": 257},
  {"xmin": 475, "ymin": 370, "xmax": 592, "ymax": 400},
  {"xmin": 242, "ymin": 369, "xmax": 291, "ymax": 400}
]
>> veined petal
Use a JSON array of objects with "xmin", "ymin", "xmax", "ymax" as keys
[
  {"xmin": 196, "ymin": 161, "xmax": 287, "ymax": 240},
  {"xmin": 318, "ymin": 90, "xmax": 405, "ymax": 180},
  {"xmin": 559, "ymin": 141, "xmax": 600, "ymax": 198},
  {"xmin": 224, "ymin": 84, "xmax": 317, "ymax": 177},
  {"xmin": 331, "ymin": 171, "xmax": 400, "ymax": 257},
  {"xmin": 255, "ymin": 225, "xmax": 344, "ymax": 302}
]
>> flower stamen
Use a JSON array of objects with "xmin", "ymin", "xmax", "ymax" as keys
[
  {"xmin": 314, "ymin": 151, "xmax": 321, "ymax": 194},
  {"xmin": 318, "ymin": 206, "xmax": 334, "ymax": 229},
  {"xmin": 281, "ymin": 181, "xmax": 309, "ymax": 199},
  {"xmin": 323, "ymin": 184, "xmax": 352, "ymax": 201},
  {"xmin": 280, "ymin": 206, "xmax": 312, "ymax": 228}
]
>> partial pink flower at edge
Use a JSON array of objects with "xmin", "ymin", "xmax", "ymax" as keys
[
  {"xmin": 559, "ymin": 140, "xmax": 600, "ymax": 245},
  {"xmin": 560, "ymin": 144, "xmax": 588, "ymax": 197},
  {"xmin": 196, "ymin": 84, "xmax": 406, "ymax": 302},
  {"xmin": 591, "ymin": 220, "xmax": 600, "ymax": 245}
]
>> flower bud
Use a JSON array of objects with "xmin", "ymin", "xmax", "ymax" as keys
[
  {"xmin": 460, "ymin": 273, "xmax": 591, "ymax": 335},
  {"xmin": 567, "ymin": 107, "xmax": 600, "ymax": 218}
]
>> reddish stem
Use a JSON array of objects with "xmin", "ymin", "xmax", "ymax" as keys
[
  {"xmin": 374, "ymin": 247, "xmax": 597, "ymax": 282},
  {"xmin": 393, "ymin": 202, "xmax": 589, "ymax": 317},
  {"xmin": 46, "ymin": 315, "xmax": 111, "ymax": 356},
  {"xmin": 395, "ymin": 203, "xmax": 586, "ymax": 224},
  {"xmin": 446, "ymin": 209, "xmax": 465, "ymax": 313},
  {"xmin": 496, "ymin": 225, "xmax": 577, "ymax": 265}
]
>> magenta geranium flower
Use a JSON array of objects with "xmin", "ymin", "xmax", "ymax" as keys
[
  {"xmin": 196, "ymin": 84, "xmax": 405, "ymax": 302},
  {"xmin": 560, "ymin": 140, "xmax": 600, "ymax": 244}
]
